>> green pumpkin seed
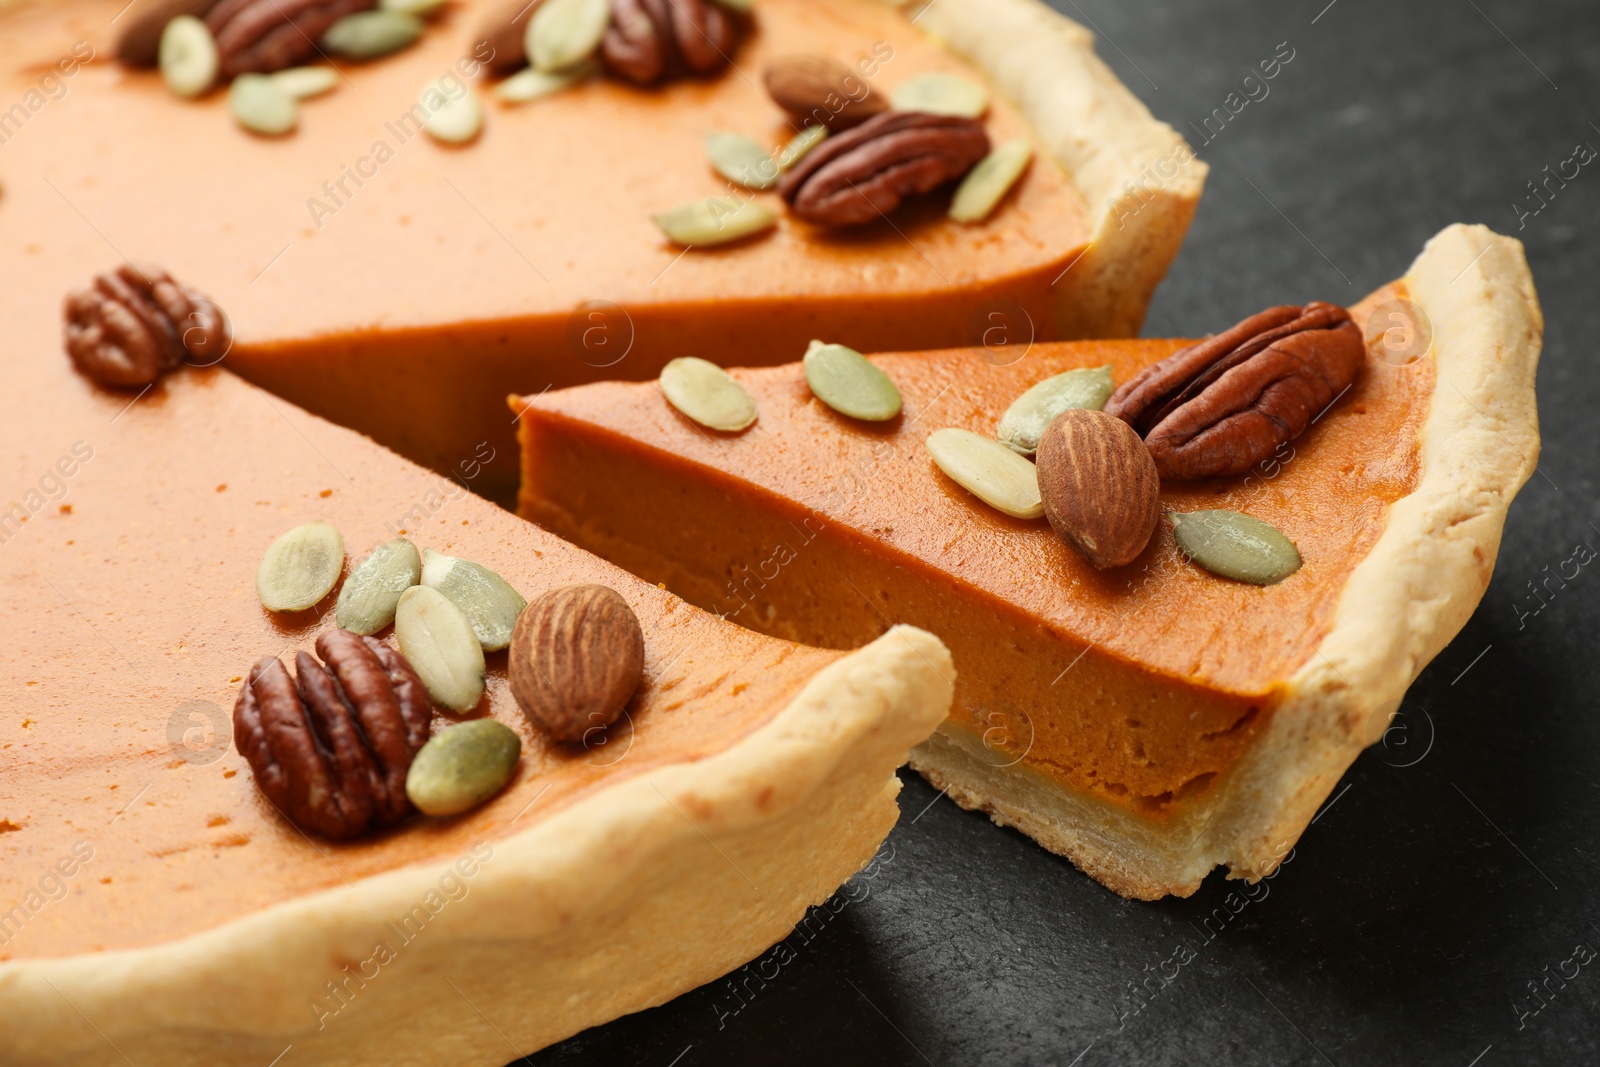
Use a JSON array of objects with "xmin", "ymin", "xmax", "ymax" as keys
[
  {"xmin": 229, "ymin": 74, "xmax": 297, "ymax": 135},
  {"xmin": 493, "ymin": 61, "xmax": 592, "ymax": 103},
  {"xmin": 706, "ymin": 131, "xmax": 779, "ymax": 190},
  {"xmin": 322, "ymin": 10, "xmax": 422, "ymax": 59},
  {"xmin": 270, "ymin": 66, "xmax": 339, "ymax": 99},
  {"xmin": 420, "ymin": 76, "xmax": 483, "ymax": 143},
  {"xmin": 420, "ymin": 549, "xmax": 527, "ymax": 652},
  {"xmin": 803, "ymin": 340, "xmax": 901, "ymax": 421},
  {"xmin": 395, "ymin": 585, "xmax": 486, "ymax": 712},
  {"xmin": 890, "ymin": 72, "xmax": 989, "ymax": 118},
  {"xmin": 776, "ymin": 124, "xmax": 828, "ymax": 171},
  {"xmin": 406, "ymin": 718, "xmax": 522, "ymax": 816},
  {"xmin": 653, "ymin": 196, "xmax": 776, "ymax": 247},
  {"xmin": 527, "ymin": 0, "xmax": 609, "ymax": 73},
  {"xmin": 950, "ymin": 137, "xmax": 1033, "ymax": 223},
  {"xmin": 159, "ymin": 15, "xmax": 218, "ymax": 99},
  {"xmin": 335, "ymin": 538, "xmax": 420, "ymax": 635},
  {"xmin": 1171, "ymin": 510, "xmax": 1302, "ymax": 585},
  {"xmin": 997, "ymin": 365, "xmax": 1114, "ymax": 455},
  {"xmin": 256, "ymin": 521, "xmax": 343, "ymax": 612},
  {"xmin": 659, "ymin": 357, "xmax": 758, "ymax": 432},
  {"xmin": 380, "ymin": 0, "xmax": 447, "ymax": 15},
  {"xmin": 925, "ymin": 428, "xmax": 1043, "ymax": 520}
]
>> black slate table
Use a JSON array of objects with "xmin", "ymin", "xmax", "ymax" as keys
[{"xmin": 533, "ymin": 1, "xmax": 1600, "ymax": 1062}]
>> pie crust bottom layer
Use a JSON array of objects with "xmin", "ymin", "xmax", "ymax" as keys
[{"xmin": 0, "ymin": 627, "xmax": 951, "ymax": 1066}]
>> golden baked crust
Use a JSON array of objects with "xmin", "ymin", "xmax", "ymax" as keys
[
  {"xmin": 912, "ymin": 0, "xmax": 1207, "ymax": 337},
  {"xmin": 0, "ymin": 626, "xmax": 951, "ymax": 1066},
  {"xmin": 911, "ymin": 223, "xmax": 1542, "ymax": 898}
]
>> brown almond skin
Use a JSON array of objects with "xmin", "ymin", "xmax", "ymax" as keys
[
  {"xmin": 475, "ymin": 0, "xmax": 546, "ymax": 76},
  {"xmin": 509, "ymin": 584, "xmax": 645, "ymax": 743},
  {"xmin": 116, "ymin": 0, "xmax": 223, "ymax": 66},
  {"xmin": 763, "ymin": 54, "xmax": 886, "ymax": 131},
  {"xmin": 1035, "ymin": 409, "xmax": 1162, "ymax": 570}
]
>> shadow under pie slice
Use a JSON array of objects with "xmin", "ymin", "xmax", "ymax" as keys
[{"xmin": 510, "ymin": 223, "xmax": 1542, "ymax": 900}]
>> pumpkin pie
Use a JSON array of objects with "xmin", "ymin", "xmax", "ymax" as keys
[
  {"xmin": 510, "ymin": 223, "xmax": 1544, "ymax": 899},
  {"xmin": 1, "ymin": 0, "xmax": 1203, "ymax": 498}
]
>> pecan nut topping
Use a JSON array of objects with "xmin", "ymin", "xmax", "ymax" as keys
[
  {"xmin": 1104, "ymin": 302, "xmax": 1365, "ymax": 480},
  {"xmin": 233, "ymin": 629, "xmax": 433, "ymax": 839},
  {"xmin": 599, "ymin": 0, "xmax": 742, "ymax": 86},
  {"xmin": 63, "ymin": 263, "xmax": 232, "ymax": 389},
  {"xmin": 777, "ymin": 111, "xmax": 990, "ymax": 227},
  {"xmin": 206, "ymin": 0, "xmax": 375, "ymax": 77}
]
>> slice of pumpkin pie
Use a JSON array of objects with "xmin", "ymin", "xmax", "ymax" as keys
[{"xmin": 510, "ymin": 223, "xmax": 1543, "ymax": 899}]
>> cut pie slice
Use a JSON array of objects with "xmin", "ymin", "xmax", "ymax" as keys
[
  {"xmin": 511, "ymin": 223, "xmax": 1543, "ymax": 899},
  {"xmin": 4, "ymin": 0, "xmax": 1204, "ymax": 498},
  {"xmin": 0, "ymin": 340, "xmax": 951, "ymax": 1060}
]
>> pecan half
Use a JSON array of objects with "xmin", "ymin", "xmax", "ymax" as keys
[
  {"xmin": 1104, "ymin": 302, "xmax": 1365, "ymax": 480},
  {"xmin": 599, "ymin": 0, "xmax": 742, "ymax": 86},
  {"xmin": 63, "ymin": 263, "xmax": 232, "ymax": 389},
  {"xmin": 206, "ymin": 0, "xmax": 375, "ymax": 77},
  {"xmin": 777, "ymin": 111, "xmax": 990, "ymax": 227},
  {"xmin": 233, "ymin": 629, "xmax": 433, "ymax": 839}
]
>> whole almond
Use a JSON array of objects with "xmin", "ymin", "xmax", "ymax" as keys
[
  {"xmin": 116, "ymin": 0, "xmax": 220, "ymax": 67},
  {"xmin": 1035, "ymin": 409, "xmax": 1161, "ymax": 570},
  {"xmin": 509, "ymin": 584, "xmax": 645, "ymax": 743},
  {"xmin": 763, "ymin": 55, "xmax": 886, "ymax": 131}
]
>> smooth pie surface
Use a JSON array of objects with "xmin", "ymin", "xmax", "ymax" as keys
[
  {"xmin": 513, "ymin": 282, "xmax": 1434, "ymax": 815},
  {"xmin": 2, "ymin": 0, "xmax": 1094, "ymax": 495}
]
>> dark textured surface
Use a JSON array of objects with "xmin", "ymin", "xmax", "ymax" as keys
[{"xmin": 532, "ymin": 1, "xmax": 1600, "ymax": 1063}]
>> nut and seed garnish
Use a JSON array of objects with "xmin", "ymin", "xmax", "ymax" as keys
[
  {"xmin": 776, "ymin": 124, "xmax": 828, "ymax": 171},
  {"xmin": 777, "ymin": 111, "xmax": 990, "ymax": 228},
  {"xmin": 257, "ymin": 520, "xmax": 345, "ymax": 612},
  {"xmin": 653, "ymin": 196, "xmax": 776, "ymax": 247},
  {"xmin": 925, "ymin": 428, "xmax": 1044, "ymax": 520},
  {"xmin": 803, "ymin": 340, "xmax": 902, "ymax": 422},
  {"xmin": 949, "ymin": 137, "xmax": 1032, "ymax": 223},
  {"xmin": 405, "ymin": 719, "xmax": 522, "ymax": 816},
  {"xmin": 420, "ymin": 76, "xmax": 484, "ymax": 143},
  {"xmin": 321, "ymin": 9, "xmax": 422, "ymax": 58},
  {"xmin": 528, "ymin": 0, "xmax": 610, "ymax": 73},
  {"xmin": 602, "ymin": 0, "xmax": 744, "ymax": 86},
  {"xmin": 474, "ymin": 0, "xmax": 545, "ymax": 74},
  {"xmin": 118, "ymin": 0, "xmax": 218, "ymax": 67},
  {"xmin": 510, "ymin": 584, "xmax": 645, "ymax": 743},
  {"xmin": 493, "ymin": 61, "xmax": 592, "ymax": 103},
  {"xmin": 207, "ymin": 0, "xmax": 374, "ymax": 78},
  {"xmin": 706, "ymin": 131, "xmax": 778, "ymax": 191},
  {"xmin": 395, "ymin": 585, "xmax": 487, "ymax": 712},
  {"xmin": 233, "ymin": 628, "xmax": 433, "ymax": 839},
  {"xmin": 997, "ymin": 365, "xmax": 1114, "ymax": 456},
  {"xmin": 159, "ymin": 15, "xmax": 220, "ymax": 98},
  {"xmin": 1105, "ymin": 302, "xmax": 1365, "ymax": 480},
  {"xmin": 420, "ymin": 549, "xmax": 527, "ymax": 652},
  {"xmin": 336, "ymin": 537, "xmax": 421, "ymax": 635},
  {"xmin": 658, "ymin": 356, "xmax": 758, "ymax": 432},
  {"xmin": 270, "ymin": 65, "xmax": 340, "ymax": 98},
  {"xmin": 63, "ymin": 263, "xmax": 232, "ymax": 389},
  {"xmin": 229, "ymin": 72, "xmax": 298, "ymax": 135},
  {"xmin": 1035, "ymin": 410, "xmax": 1161, "ymax": 570},
  {"xmin": 379, "ymin": 0, "xmax": 446, "ymax": 14},
  {"xmin": 890, "ymin": 72, "xmax": 989, "ymax": 119},
  {"xmin": 764, "ymin": 54, "xmax": 885, "ymax": 131},
  {"xmin": 1171, "ymin": 509, "xmax": 1302, "ymax": 585}
]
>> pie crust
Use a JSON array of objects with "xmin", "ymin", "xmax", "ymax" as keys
[{"xmin": 911, "ymin": 223, "xmax": 1543, "ymax": 897}]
